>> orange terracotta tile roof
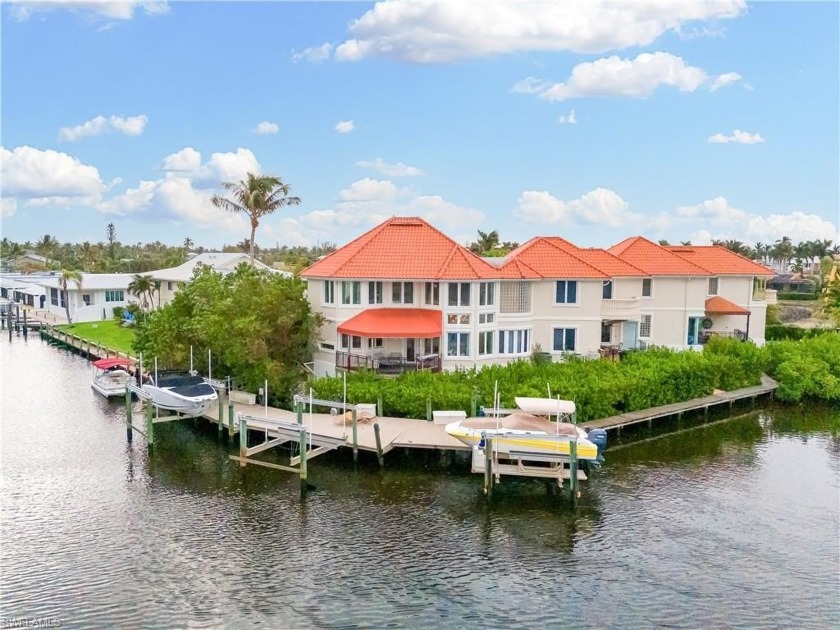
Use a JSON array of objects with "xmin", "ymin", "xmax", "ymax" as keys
[
  {"xmin": 667, "ymin": 246, "xmax": 775, "ymax": 276},
  {"xmin": 608, "ymin": 237, "xmax": 709, "ymax": 276},
  {"xmin": 705, "ymin": 296, "xmax": 750, "ymax": 315},
  {"xmin": 499, "ymin": 237, "xmax": 608, "ymax": 279},
  {"xmin": 301, "ymin": 217, "xmax": 499, "ymax": 280}
]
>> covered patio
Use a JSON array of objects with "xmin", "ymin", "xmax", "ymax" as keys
[
  {"xmin": 335, "ymin": 308, "xmax": 442, "ymax": 374},
  {"xmin": 700, "ymin": 296, "xmax": 750, "ymax": 343}
]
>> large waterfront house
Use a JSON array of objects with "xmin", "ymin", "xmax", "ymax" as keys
[
  {"xmin": 35, "ymin": 273, "xmax": 133, "ymax": 323},
  {"xmin": 301, "ymin": 217, "xmax": 776, "ymax": 377},
  {"xmin": 150, "ymin": 252, "xmax": 286, "ymax": 307}
]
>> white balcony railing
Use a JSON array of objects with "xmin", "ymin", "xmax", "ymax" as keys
[
  {"xmin": 763, "ymin": 289, "xmax": 778, "ymax": 305},
  {"xmin": 601, "ymin": 297, "xmax": 641, "ymax": 320}
]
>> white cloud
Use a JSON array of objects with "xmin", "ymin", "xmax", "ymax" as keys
[
  {"xmin": 514, "ymin": 188, "xmax": 637, "ymax": 227},
  {"xmin": 158, "ymin": 147, "xmax": 260, "ymax": 185},
  {"xmin": 160, "ymin": 147, "xmax": 202, "ymax": 173},
  {"xmin": 673, "ymin": 197, "xmax": 838, "ymax": 245},
  {"xmin": 1, "ymin": 197, "xmax": 17, "ymax": 218},
  {"xmin": 709, "ymin": 71, "xmax": 742, "ymax": 92},
  {"xmin": 557, "ymin": 110, "xmax": 577, "ymax": 125},
  {"xmin": 707, "ymin": 129, "xmax": 765, "ymax": 144},
  {"xmin": 59, "ymin": 114, "xmax": 148, "ymax": 142},
  {"xmin": 265, "ymin": 178, "xmax": 483, "ymax": 246},
  {"xmin": 292, "ymin": 43, "xmax": 333, "ymax": 63},
  {"xmin": 334, "ymin": 120, "xmax": 355, "ymax": 134},
  {"xmin": 319, "ymin": 1, "xmax": 745, "ymax": 63},
  {"xmin": 523, "ymin": 53, "xmax": 735, "ymax": 102},
  {"xmin": 0, "ymin": 146, "xmax": 103, "ymax": 207},
  {"xmin": 356, "ymin": 158, "xmax": 424, "ymax": 177},
  {"xmin": 8, "ymin": 1, "xmax": 169, "ymax": 21},
  {"xmin": 252, "ymin": 121, "xmax": 279, "ymax": 135}
]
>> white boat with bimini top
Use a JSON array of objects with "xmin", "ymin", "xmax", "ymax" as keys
[
  {"xmin": 444, "ymin": 397, "xmax": 607, "ymax": 461},
  {"xmin": 91, "ymin": 357, "xmax": 134, "ymax": 398},
  {"xmin": 135, "ymin": 372, "xmax": 218, "ymax": 416}
]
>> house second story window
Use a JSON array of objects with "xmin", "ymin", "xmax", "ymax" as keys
[
  {"xmin": 708, "ymin": 277, "xmax": 719, "ymax": 296},
  {"xmin": 105, "ymin": 290, "xmax": 124, "ymax": 302},
  {"xmin": 448, "ymin": 282, "xmax": 471, "ymax": 307},
  {"xmin": 392, "ymin": 282, "xmax": 414, "ymax": 304},
  {"xmin": 642, "ymin": 278, "xmax": 653, "ymax": 297},
  {"xmin": 602, "ymin": 280, "xmax": 613, "ymax": 300},
  {"xmin": 555, "ymin": 280, "xmax": 577, "ymax": 305},
  {"xmin": 368, "ymin": 281, "xmax": 383, "ymax": 304},
  {"xmin": 424, "ymin": 282, "xmax": 440, "ymax": 306},
  {"xmin": 341, "ymin": 281, "xmax": 361, "ymax": 305},
  {"xmin": 324, "ymin": 281, "xmax": 335, "ymax": 304},
  {"xmin": 479, "ymin": 282, "xmax": 495, "ymax": 306}
]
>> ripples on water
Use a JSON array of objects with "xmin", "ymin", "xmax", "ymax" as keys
[{"xmin": 1, "ymin": 337, "xmax": 838, "ymax": 628}]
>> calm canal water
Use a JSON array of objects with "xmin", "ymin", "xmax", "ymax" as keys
[{"xmin": 1, "ymin": 336, "xmax": 838, "ymax": 628}]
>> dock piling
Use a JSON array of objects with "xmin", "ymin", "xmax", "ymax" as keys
[
  {"xmin": 373, "ymin": 422, "xmax": 384, "ymax": 468},
  {"xmin": 228, "ymin": 402, "xmax": 235, "ymax": 439},
  {"xmin": 145, "ymin": 402, "xmax": 154, "ymax": 448},
  {"xmin": 125, "ymin": 390, "xmax": 133, "ymax": 443},
  {"xmin": 351, "ymin": 409, "xmax": 358, "ymax": 465},
  {"xmin": 569, "ymin": 440, "xmax": 578, "ymax": 503},
  {"xmin": 483, "ymin": 438, "xmax": 494, "ymax": 499},
  {"xmin": 239, "ymin": 415, "xmax": 248, "ymax": 466}
]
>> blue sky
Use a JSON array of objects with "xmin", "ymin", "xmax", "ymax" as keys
[{"xmin": 2, "ymin": 0, "xmax": 838, "ymax": 250}]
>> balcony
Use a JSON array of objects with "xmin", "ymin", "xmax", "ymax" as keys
[
  {"xmin": 763, "ymin": 289, "xmax": 778, "ymax": 305},
  {"xmin": 601, "ymin": 297, "xmax": 641, "ymax": 321},
  {"xmin": 335, "ymin": 351, "xmax": 441, "ymax": 375}
]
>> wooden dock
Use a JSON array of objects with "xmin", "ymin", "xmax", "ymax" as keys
[
  {"xmin": 39, "ymin": 323, "xmax": 134, "ymax": 361},
  {"xmin": 582, "ymin": 375, "xmax": 778, "ymax": 433}
]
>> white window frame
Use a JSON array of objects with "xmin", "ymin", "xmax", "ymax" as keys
[
  {"xmin": 552, "ymin": 327, "xmax": 577, "ymax": 352},
  {"xmin": 446, "ymin": 331, "xmax": 471, "ymax": 357},
  {"xmin": 555, "ymin": 280, "xmax": 578, "ymax": 305},
  {"xmin": 478, "ymin": 331, "xmax": 494, "ymax": 356},
  {"xmin": 479, "ymin": 282, "xmax": 495, "ymax": 306},
  {"xmin": 498, "ymin": 329, "xmax": 530, "ymax": 355},
  {"xmin": 708, "ymin": 277, "xmax": 719, "ymax": 296},
  {"xmin": 392, "ymin": 281, "xmax": 414, "ymax": 304},
  {"xmin": 602, "ymin": 280, "xmax": 613, "ymax": 300},
  {"xmin": 341, "ymin": 281, "xmax": 361, "ymax": 305},
  {"xmin": 447, "ymin": 282, "xmax": 471, "ymax": 307},
  {"xmin": 424, "ymin": 282, "xmax": 440, "ymax": 306},
  {"xmin": 639, "ymin": 314, "xmax": 652, "ymax": 339},
  {"xmin": 324, "ymin": 280, "xmax": 335, "ymax": 305},
  {"xmin": 642, "ymin": 278, "xmax": 653, "ymax": 298},
  {"xmin": 368, "ymin": 281, "xmax": 383, "ymax": 305}
]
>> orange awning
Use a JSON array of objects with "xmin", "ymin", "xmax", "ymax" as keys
[
  {"xmin": 337, "ymin": 308, "xmax": 442, "ymax": 338},
  {"xmin": 705, "ymin": 296, "xmax": 750, "ymax": 315}
]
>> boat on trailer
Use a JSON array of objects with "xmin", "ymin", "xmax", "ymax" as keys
[
  {"xmin": 137, "ymin": 372, "xmax": 218, "ymax": 416},
  {"xmin": 91, "ymin": 357, "xmax": 134, "ymax": 398},
  {"xmin": 445, "ymin": 397, "xmax": 607, "ymax": 461}
]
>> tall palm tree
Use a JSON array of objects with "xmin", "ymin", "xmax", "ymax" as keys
[
  {"xmin": 35, "ymin": 234, "xmax": 59, "ymax": 265},
  {"xmin": 183, "ymin": 237, "xmax": 194, "ymax": 252},
  {"xmin": 58, "ymin": 269, "xmax": 82, "ymax": 324},
  {"xmin": 78, "ymin": 241, "xmax": 100, "ymax": 272},
  {"xmin": 773, "ymin": 236, "xmax": 794, "ymax": 272},
  {"xmin": 211, "ymin": 173, "xmax": 301, "ymax": 264},
  {"xmin": 127, "ymin": 274, "xmax": 156, "ymax": 311}
]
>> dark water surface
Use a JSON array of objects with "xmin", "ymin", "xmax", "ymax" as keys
[{"xmin": 2, "ymin": 337, "xmax": 838, "ymax": 628}]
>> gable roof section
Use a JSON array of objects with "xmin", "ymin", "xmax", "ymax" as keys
[
  {"xmin": 705, "ymin": 296, "xmax": 750, "ymax": 315},
  {"xmin": 499, "ymin": 237, "xmax": 609, "ymax": 279},
  {"xmin": 150, "ymin": 253, "xmax": 277, "ymax": 282},
  {"xmin": 301, "ymin": 217, "xmax": 499, "ymax": 280},
  {"xmin": 667, "ymin": 246, "xmax": 775, "ymax": 276},
  {"xmin": 608, "ymin": 237, "xmax": 709, "ymax": 276}
]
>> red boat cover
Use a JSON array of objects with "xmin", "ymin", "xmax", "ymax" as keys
[{"xmin": 92, "ymin": 358, "xmax": 134, "ymax": 370}]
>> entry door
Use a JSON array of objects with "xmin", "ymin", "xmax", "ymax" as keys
[
  {"xmin": 687, "ymin": 317, "xmax": 703, "ymax": 345},
  {"xmin": 406, "ymin": 339, "xmax": 416, "ymax": 362}
]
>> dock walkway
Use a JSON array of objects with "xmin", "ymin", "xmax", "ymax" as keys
[{"xmin": 582, "ymin": 375, "xmax": 777, "ymax": 432}]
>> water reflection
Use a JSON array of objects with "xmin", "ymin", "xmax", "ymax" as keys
[{"xmin": 2, "ymin": 336, "xmax": 838, "ymax": 628}]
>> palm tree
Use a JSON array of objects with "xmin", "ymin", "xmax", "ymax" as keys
[
  {"xmin": 211, "ymin": 173, "xmax": 301, "ymax": 264},
  {"xmin": 58, "ymin": 269, "xmax": 82, "ymax": 324},
  {"xmin": 35, "ymin": 234, "xmax": 59, "ymax": 265},
  {"xmin": 469, "ymin": 229, "xmax": 500, "ymax": 254},
  {"xmin": 78, "ymin": 241, "xmax": 100, "ymax": 272},
  {"xmin": 106, "ymin": 223, "xmax": 117, "ymax": 260},
  {"xmin": 127, "ymin": 274, "xmax": 156, "ymax": 311},
  {"xmin": 773, "ymin": 236, "xmax": 794, "ymax": 272},
  {"xmin": 183, "ymin": 237, "xmax": 194, "ymax": 252}
]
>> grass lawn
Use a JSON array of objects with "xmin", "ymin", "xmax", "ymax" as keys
[{"xmin": 59, "ymin": 320, "xmax": 136, "ymax": 355}]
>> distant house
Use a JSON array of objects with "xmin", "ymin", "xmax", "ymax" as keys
[
  {"xmin": 6, "ymin": 253, "xmax": 49, "ymax": 272},
  {"xmin": 767, "ymin": 274, "xmax": 816, "ymax": 294},
  {"xmin": 149, "ymin": 252, "xmax": 289, "ymax": 307},
  {"xmin": 0, "ymin": 274, "xmax": 46, "ymax": 307},
  {"xmin": 300, "ymin": 217, "xmax": 776, "ymax": 378},
  {"xmin": 34, "ymin": 273, "xmax": 133, "ymax": 323}
]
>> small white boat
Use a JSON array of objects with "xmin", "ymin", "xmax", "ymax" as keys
[
  {"xmin": 445, "ymin": 398, "xmax": 606, "ymax": 461},
  {"xmin": 91, "ymin": 357, "xmax": 134, "ymax": 398},
  {"xmin": 137, "ymin": 372, "xmax": 218, "ymax": 416}
]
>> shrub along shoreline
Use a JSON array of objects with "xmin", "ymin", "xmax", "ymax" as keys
[{"xmin": 310, "ymin": 334, "xmax": 840, "ymax": 422}]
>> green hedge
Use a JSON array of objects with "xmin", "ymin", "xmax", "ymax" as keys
[
  {"xmin": 310, "ymin": 338, "xmax": 767, "ymax": 422},
  {"xmin": 775, "ymin": 292, "xmax": 817, "ymax": 301},
  {"xmin": 766, "ymin": 325, "xmax": 837, "ymax": 341},
  {"xmin": 765, "ymin": 334, "xmax": 840, "ymax": 402}
]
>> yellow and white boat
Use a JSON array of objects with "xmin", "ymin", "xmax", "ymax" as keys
[{"xmin": 445, "ymin": 398, "xmax": 605, "ymax": 461}]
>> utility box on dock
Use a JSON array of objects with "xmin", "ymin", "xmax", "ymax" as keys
[
  {"xmin": 356, "ymin": 403, "xmax": 377, "ymax": 418},
  {"xmin": 432, "ymin": 410, "xmax": 467, "ymax": 425},
  {"xmin": 230, "ymin": 390, "xmax": 257, "ymax": 405}
]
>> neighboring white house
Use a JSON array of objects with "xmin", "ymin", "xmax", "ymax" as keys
[
  {"xmin": 300, "ymin": 217, "xmax": 775, "ymax": 377},
  {"xmin": 35, "ymin": 273, "xmax": 133, "ymax": 323},
  {"xmin": 0, "ymin": 274, "xmax": 46, "ymax": 307},
  {"xmin": 149, "ymin": 253, "xmax": 288, "ymax": 307}
]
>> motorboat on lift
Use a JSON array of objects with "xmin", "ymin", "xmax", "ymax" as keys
[
  {"xmin": 134, "ymin": 371, "xmax": 218, "ymax": 416},
  {"xmin": 444, "ymin": 397, "xmax": 606, "ymax": 461},
  {"xmin": 91, "ymin": 357, "xmax": 134, "ymax": 398}
]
